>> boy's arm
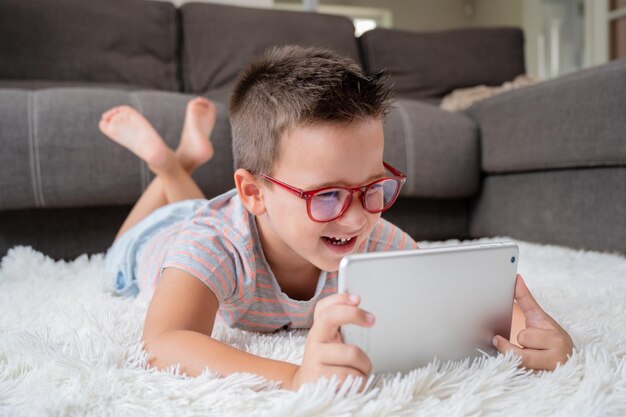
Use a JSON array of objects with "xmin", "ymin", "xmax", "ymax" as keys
[{"xmin": 142, "ymin": 267, "xmax": 298, "ymax": 389}]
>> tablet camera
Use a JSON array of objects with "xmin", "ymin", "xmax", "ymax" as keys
[{"xmin": 511, "ymin": 256, "xmax": 516, "ymax": 263}]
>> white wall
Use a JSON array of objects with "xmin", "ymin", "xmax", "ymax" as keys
[
  {"xmin": 277, "ymin": 0, "xmax": 471, "ymax": 31},
  {"xmin": 319, "ymin": 0, "xmax": 523, "ymax": 32},
  {"xmin": 471, "ymin": 0, "xmax": 523, "ymax": 27},
  {"xmin": 338, "ymin": 0, "xmax": 470, "ymax": 31},
  {"xmin": 277, "ymin": 0, "xmax": 527, "ymax": 32}
]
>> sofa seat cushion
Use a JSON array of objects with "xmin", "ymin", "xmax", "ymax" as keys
[
  {"xmin": 465, "ymin": 59, "xmax": 626, "ymax": 173},
  {"xmin": 0, "ymin": 0, "xmax": 180, "ymax": 91},
  {"xmin": 359, "ymin": 27, "xmax": 525, "ymax": 102},
  {"xmin": 383, "ymin": 99, "xmax": 480, "ymax": 199},
  {"xmin": 180, "ymin": 3, "xmax": 360, "ymax": 95},
  {"xmin": 0, "ymin": 88, "xmax": 233, "ymax": 211}
]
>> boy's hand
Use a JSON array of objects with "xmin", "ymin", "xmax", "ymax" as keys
[
  {"xmin": 493, "ymin": 274, "xmax": 574, "ymax": 371},
  {"xmin": 290, "ymin": 293, "xmax": 375, "ymax": 391}
]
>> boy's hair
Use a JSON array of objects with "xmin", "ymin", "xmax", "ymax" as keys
[{"xmin": 229, "ymin": 45, "xmax": 393, "ymax": 176}]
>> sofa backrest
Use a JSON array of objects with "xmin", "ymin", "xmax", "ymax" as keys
[
  {"xmin": 359, "ymin": 27, "xmax": 525, "ymax": 102},
  {"xmin": 0, "ymin": 0, "xmax": 180, "ymax": 91},
  {"xmin": 180, "ymin": 2, "xmax": 361, "ymax": 98}
]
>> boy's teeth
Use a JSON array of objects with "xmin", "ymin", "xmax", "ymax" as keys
[{"xmin": 325, "ymin": 236, "xmax": 352, "ymax": 246}]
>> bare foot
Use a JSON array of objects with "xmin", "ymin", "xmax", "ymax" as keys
[
  {"xmin": 176, "ymin": 97, "xmax": 216, "ymax": 172},
  {"xmin": 99, "ymin": 106, "xmax": 175, "ymax": 169}
]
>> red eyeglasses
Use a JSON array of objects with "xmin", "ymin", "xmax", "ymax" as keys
[{"xmin": 259, "ymin": 161, "xmax": 406, "ymax": 223}]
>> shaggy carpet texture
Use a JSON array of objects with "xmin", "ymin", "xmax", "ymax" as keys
[{"xmin": 0, "ymin": 238, "xmax": 625, "ymax": 417}]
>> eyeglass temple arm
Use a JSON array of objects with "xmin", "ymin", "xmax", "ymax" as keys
[
  {"xmin": 383, "ymin": 161, "xmax": 407, "ymax": 179},
  {"xmin": 260, "ymin": 174, "xmax": 307, "ymax": 198}
]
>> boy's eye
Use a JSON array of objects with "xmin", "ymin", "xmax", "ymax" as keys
[{"xmin": 315, "ymin": 190, "xmax": 341, "ymax": 200}]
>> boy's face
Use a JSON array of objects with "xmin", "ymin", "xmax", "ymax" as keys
[{"xmin": 257, "ymin": 117, "xmax": 385, "ymax": 272}]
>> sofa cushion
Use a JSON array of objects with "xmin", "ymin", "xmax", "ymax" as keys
[
  {"xmin": 359, "ymin": 27, "xmax": 525, "ymax": 102},
  {"xmin": 0, "ymin": 88, "xmax": 233, "ymax": 211},
  {"xmin": 465, "ymin": 59, "xmax": 626, "ymax": 173},
  {"xmin": 0, "ymin": 0, "xmax": 180, "ymax": 91},
  {"xmin": 180, "ymin": 3, "xmax": 360, "ymax": 96},
  {"xmin": 383, "ymin": 99, "xmax": 480, "ymax": 199}
]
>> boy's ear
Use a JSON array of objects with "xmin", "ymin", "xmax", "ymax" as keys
[{"xmin": 234, "ymin": 169, "xmax": 267, "ymax": 216}]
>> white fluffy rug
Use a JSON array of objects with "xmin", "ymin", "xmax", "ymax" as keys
[{"xmin": 1, "ymin": 238, "xmax": 625, "ymax": 417}]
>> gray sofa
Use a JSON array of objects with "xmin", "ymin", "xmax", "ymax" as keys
[{"xmin": 1, "ymin": 0, "xmax": 624, "ymax": 261}]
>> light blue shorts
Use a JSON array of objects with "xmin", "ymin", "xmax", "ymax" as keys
[{"xmin": 103, "ymin": 199, "xmax": 209, "ymax": 297}]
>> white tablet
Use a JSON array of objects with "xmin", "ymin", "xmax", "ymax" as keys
[{"xmin": 338, "ymin": 241, "xmax": 519, "ymax": 373}]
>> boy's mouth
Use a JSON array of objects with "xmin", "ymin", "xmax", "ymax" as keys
[{"xmin": 321, "ymin": 235, "xmax": 358, "ymax": 254}]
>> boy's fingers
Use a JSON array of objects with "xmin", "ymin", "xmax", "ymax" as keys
[
  {"xmin": 314, "ymin": 342, "xmax": 372, "ymax": 376},
  {"xmin": 516, "ymin": 328, "xmax": 555, "ymax": 350},
  {"xmin": 310, "ymin": 304, "xmax": 374, "ymax": 342},
  {"xmin": 514, "ymin": 275, "xmax": 554, "ymax": 330},
  {"xmin": 493, "ymin": 335, "xmax": 545, "ymax": 370}
]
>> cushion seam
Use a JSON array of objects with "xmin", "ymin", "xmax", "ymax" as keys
[
  {"xmin": 485, "ymin": 161, "xmax": 626, "ymax": 175},
  {"xmin": 28, "ymin": 92, "xmax": 45, "ymax": 207},
  {"xmin": 130, "ymin": 92, "xmax": 150, "ymax": 191}
]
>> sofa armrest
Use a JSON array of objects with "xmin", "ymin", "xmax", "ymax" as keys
[{"xmin": 465, "ymin": 59, "xmax": 626, "ymax": 174}]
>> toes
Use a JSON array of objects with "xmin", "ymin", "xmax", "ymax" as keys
[
  {"xmin": 101, "ymin": 109, "xmax": 114, "ymax": 121},
  {"xmin": 113, "ymin": 105, "xmax": 132, "ymax": 114},
  {"xmin": 110, "ymin": 106, "xmax": 139, "ymax": 122},
  {"xmin": 102, "ymin": 105, "xmax": 129, "ymax": 121},
  {"xmin": 98, "ymin": 118, "xmax": 108, "ymax": 132},
  {"xmin": 189, "ymin": 97, "xmax": 213, "ymax": 108}
]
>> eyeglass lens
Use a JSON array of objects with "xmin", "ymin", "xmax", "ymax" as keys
[{"xmin": 309, "ymin": 179, "xmax": 399, "ymax": 221}]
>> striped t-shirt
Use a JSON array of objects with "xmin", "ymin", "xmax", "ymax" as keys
[{"xmin": 134, "ymin": 188, "xmax": 417, "ymax": 333}]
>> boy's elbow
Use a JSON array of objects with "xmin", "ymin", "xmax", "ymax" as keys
[
  {"xmin": 141, "ymin": 329, "xmax": 216, "ymax": 377},
  {"xmin": 142, "ymin": 331, "xmax": 171, "ymax": 371},
  {"xmin": 142, "ymin": 330, "xmax": 193, "ymax": 371}
]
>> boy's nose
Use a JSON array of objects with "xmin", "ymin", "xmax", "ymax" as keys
[{"xmin": 336, "ymin": 194, "xmax": 368, "ymax": 229}]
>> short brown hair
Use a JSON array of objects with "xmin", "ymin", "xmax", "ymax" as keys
[{"xmin": 229, "ymin": 45, "xmax": 393, "ymax": 175}]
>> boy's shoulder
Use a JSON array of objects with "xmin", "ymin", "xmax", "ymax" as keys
[
  {"xmin": 175, "ymin": 188, "xmax": 253, "ymax": 245},
  {"xmin": 361, "ymin": 217, "xmax": 418, "ymax": 253},
  {"xmin": 161, "ymin": 189, "xmax": 260, "ymax": 302}
]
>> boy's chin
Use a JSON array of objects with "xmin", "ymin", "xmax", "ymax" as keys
[
  {"xmin": 312, "ymin": 259, "xmax": 341, "ymax": 273},
  {"xmin": 307, "ymin": 252, "xmax": 340, "ymax": 273},
  {"xmin": 313, "ymin": 236, "xmax": 359, "ymax": 272}
]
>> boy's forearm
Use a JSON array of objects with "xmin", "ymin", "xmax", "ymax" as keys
[{"xmin": 143, "ymin": 330, "xmax": 299, "ymax": 390}]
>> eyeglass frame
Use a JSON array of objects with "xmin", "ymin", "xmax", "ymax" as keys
[{"xmin": 258, "ymin": 161, "xmax": 407, "ymax": 223}]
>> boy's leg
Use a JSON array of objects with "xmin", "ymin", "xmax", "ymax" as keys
[
  {"xmin": 113, "ymin": 175, "xmax": 196, "ymax": 242},
  {"xmin": 99, "ymin": 98, "xmax": 216, "ymax": 241}
]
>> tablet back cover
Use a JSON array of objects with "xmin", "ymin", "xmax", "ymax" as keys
[{"xmin": 338, "ymin": 242, "xmax": 518, "ymax": 373}]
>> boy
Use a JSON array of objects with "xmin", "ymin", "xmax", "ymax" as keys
[{"xmin": 101, "ymin": 46, "xmax": 573, "ymax": 392}]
